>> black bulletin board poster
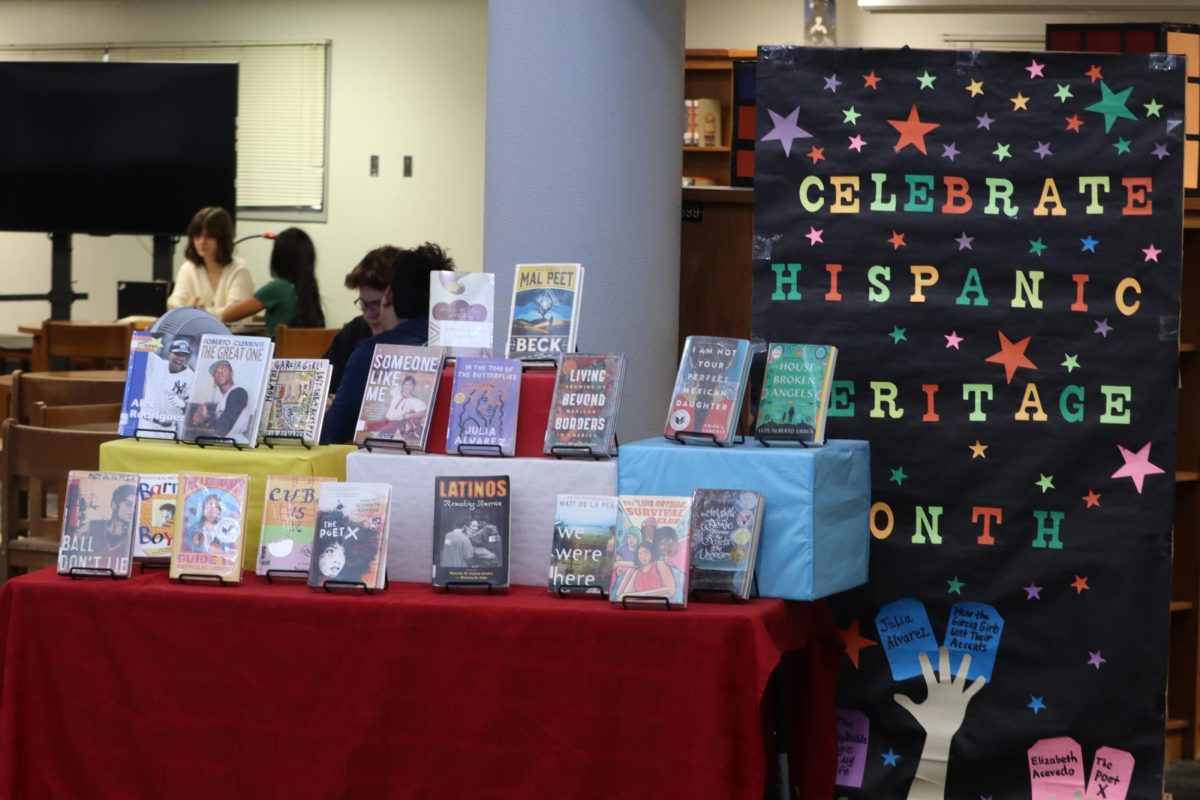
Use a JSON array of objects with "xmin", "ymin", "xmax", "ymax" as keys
[{"xmin": 752, "ymin": 47, "xmax": 1184, "ymax": 798}]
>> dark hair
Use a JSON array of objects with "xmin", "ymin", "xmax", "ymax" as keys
[
  {"xmin": 111, "ymin": 484, "xmax": 137, "ymax": 507},
  {"xmin": 344, "ymin": 245, "xmax": 400, "ymax": 291},
  {"xmin": 636, "ymin": 541, "xmax": 660, "ymax": 562},
  {"xmin": 160, "ymin": 503, "xmax": 175, "ymax": 515},
  {"xmin": 390, "ymin": 242, "xmax": 455, "ymax": 319},
  {"xmin": 270, "ymin": 228, "xmax": 325, "ymax": 327},
  {"xmin": 184, "ymin": 207, "xmax": 235, "ymax": 267},
  {"xmin": 653, "ymin": 526, "xmax": 678, "ymax": 545}
]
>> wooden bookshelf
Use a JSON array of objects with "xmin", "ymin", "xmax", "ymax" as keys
[{"xmin": 683, "ymin": 49, "xmax": 755, "ymax": 187}]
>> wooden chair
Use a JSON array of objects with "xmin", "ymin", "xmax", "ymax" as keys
[
  {"xmin": 31, "ymin": 401, "xmax": 121, "ymax": 430},
  {"xmin": 0, "ymin": 418, "xmax": 119, "ymax": 583},
  {"xmin": 10, "ymin": 371, "xmax": 128, "ymax": 424},
  {"xmin": 274, "ymin": 324, "xmax": 339, "ymax": 359},
  {"xmin": 42, "ymin": 320, "xmax": 134, "ymax": 370}
]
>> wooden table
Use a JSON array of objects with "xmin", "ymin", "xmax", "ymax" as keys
[{"xmin": 0, "ymin": 369, "xmax": 126, "ymax": 420}]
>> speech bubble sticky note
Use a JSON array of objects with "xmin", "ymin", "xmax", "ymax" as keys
[
  {"xmin": 834, "ymin": 708, "xmax": 868, "ymax": 788},
  {"xmin": 943, "ymin": 601, "xmax": 1004, "ymax": 682},
  {"xmin": 875, "ymin": 598, "xmax": 939, "ymax": 681},
  {"xmin": 1085, "ymin": 746, "xmax": 1134, "ymax": 800},
  {"xmin": 1028, "ymin": 737, "xmax": 1085, "ymax": 800}
]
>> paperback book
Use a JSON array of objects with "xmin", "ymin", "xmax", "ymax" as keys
[
  {"xmin": 134, "ymin": 472, "xmax": 178, "ymax": 560},
  {"xmin": 548, "ymin": 494, "xmax": 618, "ymax": 593},
  {"xmin": 428, "ymin": 270, "xmax": 495, "ymax": 358},
  {"xmin": 118, "ymin": 331, "xmax": 200, "ymax": 438},
  {"xmin": 58, "ymin": 471, "xmax": 140, "ymax": 577},
  {"xmin": 169, "ymin": 472, "xmax": 251, "ymax": 583},
  {"xmin": 260, "ymin": 358, "xmax": 332, "ymax": 444},
  {"xmin": 445, "ymin": 357, "xmax": 522, "ymax": 455},
  {"xmin": 611, "ymin": 495, "xmax": 693, "ymax": 607},
  {"xmin": 505, "ymin": 263, "xmax": 584, "ymax": 360},
  {"xmin": 307, "ymin": 481, "xmax": 392, "ymax": 590},
  {"xmin": 755, "ymin": 343, "xmax": 838, "ymax": 445},
  {"xmin": 689, "ymin": 489, "xmax": 764, "ymax": 599},
  {"xmin": 663, "ymin": 336, "xmax": 753, "ymax": 445},
  {"xmin": 181, "ymin": 334, "xmax": 274, "ymax": 447},
  {"xmin": 257, "ymin": 474, "xmax": 336, "ymax": 576},
  {"xmin": 543, "ymin": 353, "xmax": 626, "ymax": 456},
  {"xmin": 432, "ymin": 475, "xmax": 511, "ymax": 589},
  {"xmin": 353, "ymin": 344, "xmax": 445, "ymax": 450}
]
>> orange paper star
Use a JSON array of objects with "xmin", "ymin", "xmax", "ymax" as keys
[
  {"xmin": 1071, "ymin": 575, "xmax": 1090, "ymax": 594},
  {"xmin": 839, "ymin": 619, "xmax": 877, "ymax": 669},
  {"xmin": 985, "ymin": 331, "xmax": 1037, "ymax": 384},
  {"xmin": 1082, "ymin": 490, "xmax": 1101, "ymax": 508},
  {"xmin": 1065, "ymin": 115, "xmax": 1084, "ymax": 133},
  {"xmin": 863, "ymin": 70, "xmax": 881, "ymax": 90},
  {"xmin": 888, "ymin": 104, "xmax": 940, "ymax": 155}
]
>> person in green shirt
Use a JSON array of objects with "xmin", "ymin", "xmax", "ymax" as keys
[{"xmin": 221, "ymin": 227, "xmax": 325, "ymax": 337}]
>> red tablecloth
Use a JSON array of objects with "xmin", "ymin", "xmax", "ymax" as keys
[{"xmin": 0, "ymin": 569, "xmax": 841, "ymax": 799}]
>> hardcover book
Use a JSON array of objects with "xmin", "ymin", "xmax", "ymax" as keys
[
  {"xmin": 260, "ymin": 358, "xmax": 332, "ymax": 444},
  {"xmin": 548, "ymin": 494, "xmax": 618, "ymax": 593},
  {"xmin": 445, "ymin": 357, "xmax": 522, "ymax": 456},
  {"xmin": 611, "ymin": 495, "xmax": 693, "ymax": 607},
  {"xmin": 134, "ymin": 472, "xmax": 178, "ymax": 560},
  {"xmin": 58, "ymin": 471, "xmax": 140, "ymax": 577},
  {"xmin": 432, "ymin": 475, "xmax": 511, "ymax": 589},
  {"xmin": 181, "ymin": 334, "xmax": 274, "ymax": 446},
  {"xmin": 353, "ymin": 344, "xmax": 445, "ymax": 450},
  {"xmin": 689, "ymin": 489, "xmax": 764, "ymax": 599},
  {"xmin": 118, "ymin": 331, "xmax": 200, "ymax": 438},
  {"xmin": 428, "ymin": 270, "xmax": 495, "ymax": 358},
  {"xmin": 256, "ymin": 474, "xmax": 336, "ymax": 576},
  {"xmin": 169, "ymin": 472, "xmax": 251, "ymax": 583},
  {"xmin": 543, "ymin": 353, "xmax": 626, "ymax": 456},
  {"xmin": 755, "ymin": 343, "xmax": 838, "ymax": 445},
  {"xmin": 307, "ymin": 481, "xmax": 392, "ymax": 590},
  {"xmin": 505, "ymin": 263, "xmax": 585, "ymax": 360},
  {"xmin": 663, "ymin": 336, "xmax": 753, "ymax": 445}
]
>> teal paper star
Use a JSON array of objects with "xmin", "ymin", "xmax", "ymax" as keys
[
  {"xmin": 843, "ymin": 106, "xmax": 862, "ymax": 125},
  {"xmin": 1084, "ymin": 81, "xmax": 1137, "ymax": 133},
  {"xmin": 1062, "ymin": 354, "xmax": 1080, "ymax": 372},
  {"xmin": 1036, "ymin": 474, "xmax": 1055, "ymax": 493},
  {"xmin": 992, "ymin": 142, "xmax": 1012, "ymax": 162},
  {"xmin": 946, "ymin": 576, "xmax": 965, "ymax": 595},
  {"xmin": 1054, "ymin": 84, "xmax": 1073, "ymax": 103},
  {"xmin": 1144, "ymin": 98, "xmax": 1163, "ymax": 117},
  {"xmin": 1028, "ymin": 238, "xmax": 1047, "ymax": 256},
  {"xmin": 889, "ymin": 326, "xmax": 907, "ymax": 344},
  {"xmin": 890, "ymin": 467, "xmax": 907, "ymax": 486},
  {"xmin": 1113, "ymin": 137, "xmax": 1131, "ymax": 155},
  {"xmin": 917, "ymin": 71, "xmax": 936, "ymax": 90}
]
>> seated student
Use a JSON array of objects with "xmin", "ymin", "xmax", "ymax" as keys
[
  {"xmin": 323, "ymin": 246, "xmax": 397, "ymax": 398},
  {"xmin": 166, "ymin": 207, "xmax": 254, "ymax": 317},
  {"xmin": 220, "ymin": 228, "xmax": 326, "ymax": 337},
  {"xmin": 320, "ymin": 242, "xmax": 454, "ymax": 444}
]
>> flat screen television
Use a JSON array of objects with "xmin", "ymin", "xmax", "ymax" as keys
[{"xmin": 0, "ymin": 61, "xmax": 237, "ymax": 235}]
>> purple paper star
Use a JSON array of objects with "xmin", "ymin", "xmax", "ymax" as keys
[
  {"xmin": 1034, "ymin": 141, "xmax": 1052, "ymax": 159},
  {"xmin": 976, "ymin": 113, "xmax": 994, "ymax": 130},
  {"xmin": 1094, "ymin": 318, "xmax": 1112, "ymax": 337},
  {"xmin": 823, "ymin": 74, "xmax": 842, "ymax": 93},
  {"xmin": 1153, "ymin": 142, "xmax": 1170, "ymax": 160},
  {"xmin": 1026, "ymin": 59, "xmax": 1045, "ymax": 78},
  {"xmin": 955, "ymin": 232, "xmax": 974, "ymax": 251},
  {"xmin": 1143, "ymin": 244, "xmax": 1162, "ymax": 262},
  {"xmin": 1024, "ymin": 583, "xmax": 1043, "ymax": 600},
  {"xmin": 941, "ymin": 142, "xmax": 960, "ymax": 161},
  {"xmin": 847, "ymin": 134, "xmax": 867, "ymax": 152},
  {"xmin": 805, "ymin": 226, "xmax": 824, "ymax": 246},
  {"xmin": 1088, "ymin": 650, "xmax": 1106, "ymax": 669},
  {"xmin": 761, "ymin": 107, "xmax": 812, "ymax": 157}
]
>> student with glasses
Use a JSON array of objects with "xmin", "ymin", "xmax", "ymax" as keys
[{"xmin": 321, "ymin": 246, "xmax": 398, "ymax": 400}]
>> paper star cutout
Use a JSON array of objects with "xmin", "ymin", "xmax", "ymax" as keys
[
  {"xmin": 1028, "ymin": 696, "xmax": 1046, "ymax": 714},
  {"xmin": 946, "ymin": 576, "xmax": 965, "ymax": 595},
  {"xmin": 1082, "ymin": 489, "xmax": 1101, "ymax": 508},
  {"xmin": 839, "ymin": 619, "xmax": 876, "ymax": 669},
  {"xmin": 1010, "ymin": 92, "xmax": 1030, "ymax": 111},
  {"xmin": 942, "ymin": 142, "xmax": 960, "ymax": 161},
  {"xmin": 1071, "ymin": 575, "xmax": 1090, "ymax": 594},
  {"xmin": 842, "ymin": 106, "xmax": 861, "ymax": 125},
  {"xmin": 848, "ymin": 134, "xmax": 867, "ymax": 152},
  {"xmin": 917, "ymin": 70, "xmax": 936, "ymax": 90},
  {"xmin": 888, "ymin": 230, "xmax": 907, "ymax": 250},
  {"xmin": 761, "ymin": 107, "xmax": 811, "ymax": 157},
  {"xmin": 969, "ymin": 440, "xmax": 987, "ymax": 459},
  {"xmin": 823, "ymin": 74, "xmax": 842, "ymax": 93},
  {"xmin": 1153, "ymin": 142, "xmax": 1170, "ymax": 160},
  {"xmin": 863, "ymin": 70, "xmax": 881, "ymax": 89},
  {"xmin": 1112, "ymin": 441, "xmax": 1165, "ymax": 493},
  {"xmin": 805, "ymin": 226, "xmax": 824, "ymax": 246},
  {"xmin": 1143, "ymin": 244, "xmax": 1161, "ymax": 262},
  {"xmin": 1034, "ymin": 141, "xmax": 1052, "ymax": 159},
  {"xmin": 1085, "ymin": 81, "xmax": 1137, "ymax": 133},
  {"xmin": 1088, "ymin": 650, "xmax": 1106, "ymax": 669},
  {"xmin": 889, "ymin": 325, "xmax": 907, "ymax": 344},
  {"xmin": 1054, "ymin": 84, "xmax": 1074, "ymax": 103},
  {"xmin": 1080, "ymin": 235, "xmax": 1098, "ymax": 253},
  {"xmin": 955, "ymin": 232, "xmax": 974, "ymax": 250},
  {"xmin": 976, "ymin": 113, "xmax": 994, "ymax": 130},
  {"xmin": 1029, "ymin": 238, "xmax": 1047, "ymax": 256},
  {"xmin": 1144, "ymin": 98, "xmax": 1163, "ymax": 117},
  {"xmin": 888, "ymin": 104, "xmax": 940, "ymax": 155},
  {"xmin": 1086, "ymin": 65, "xmax": 1103, "ymax": 83},
  {"xmin": 945, "ymin": 331, "xmax": 963, "ymax": 349},
  {"xmin": 890, "ymin": 466, "xmax": 907, "ymax": 485},
  {"xmin": 1113, "ymin": 137, "xmax": 1131, "ymax": 155},
  {"xmin": 1026, "ymin": 59, "xmax": 1045, "ymax": 78},
  {"xmin": 882, "ymin": 748, "xmax": 900, "ymax": 766},
  {"xmin": 1024, "ymin": 583, "xmax": 1042, "ymax": 600},
  {"xmin": 1169, "ymin": 119, "xmax": 1184, "ymax": 133},
  {"xmin": 1094, "ymin": 318, "xmax": 1112, "ymax": 337},
  {"xmin": 992, "ymin": 142, "xmax": 1012, "ymax": 162},
  {"xmin": 807, "ymin": 145, "xmax": 826, "ymax": 164},
  {"xmin": 965, "ymin": 78, "xmax": 984, "ymax": 97},
  {"xmin": 1062, "ymin": 354, "xmax": 1080, "ymax": 372},
  {"xmin": 1036, "ymin": 474, "xmax": 1055, "ymax": 493},
  {"xmin": 1065, "ymin": 114, "xmax": 1084, "ymax": 132},
  {"xmin": 985, "ymin": 331, "xmax": 1037, "ymax": 384}
]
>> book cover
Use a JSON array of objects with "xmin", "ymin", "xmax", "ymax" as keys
[
  {"xmin": 611, "ymin": 495, "xmax": 693, "ymax": 607},
  {"xmin": 505, "ymin": 263, "xmax": 584, "ymax": 360},
  {"xmin": 689, "ymin": 489, "xmax": 764, "ymax": 599},
  {"xmin": 755, "ymin": 343, "xmax": 838, "ymax": 445},
  {"xmin": 548, "ymin": 494, "xmax": 618, "ymax": 593},
  {"xmin": 182, "ymin": 334, "xmax": 274, "ymax": 447},
  {"xmin": 445, "ymin": 357, "xmax": 522, "ymax": 456},
  {"xmin": 663, "ymin": 336, "xmax": 753, "ymax": 445},
  {"xmin": 307, "ymin": 481, "xmax": 392, "ymax": 589},
  {"xmin": 134, "ymin": 472, "xmax": 178, "ymax": 560},
  {"xmin": 58, "ymin": 470, "xmax": 139, "ymax": 577},
  {"xmin": 432, "ymin": 475, "xmax": 511, "ymax": 589},
  {"xmin": 353, "ymin": 344, "xmax": 445, "ymax": 449},
  {"xmin": 169, "ymin": 472, "xmax": 250, "ymax": 583},
  {"xmin": 543, "ymin": 353, "xmax": 626, "ymax": 456},
  {"xmin": 257, "ymin": 474, "xmax": 336, "ymax": 576},
  {"xmin": 118, "ymin": 331, "xmax": 199, "ymax": 438},
  {"xmin": 260, "ymin": 358, "xmax": 332, "ymax": 443},
  {"xmin": 428, "ymin": 270, "xmax": 495, "ymax": 357}
]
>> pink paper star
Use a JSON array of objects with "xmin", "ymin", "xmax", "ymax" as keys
[
  {"xmin": 1026, "ymin": 59, "xmax": 1045, "ymax": 78},
  {"xmin": 805, "ymin": 226, "xmax": 824, "ymax": 246},
  {"xmin": 1143, "ymin": 244, "xmax": 1162, "ymax": 262},
  {"xmin": 760, "ymin": 107, "xmax": 812, "ymax": 157},
  {"xmin": 847, "ymin": 134, "xmax": 867, "ymax": 152},
  {"xmin": 1111, "ymin": 441, "xmax": 1165, "ymax": 493},
  {"xmin": 945, "ymin": 331, "xmax": 963, "ymax": 349}
]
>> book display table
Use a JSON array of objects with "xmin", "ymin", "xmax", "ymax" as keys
[
  {"xmin": 346, "ymin": 451, "xmax": 617, "ymax": 584},
  {"xmin": 0, "ymin": 569, "xmax": 841, "ymax": 799},
  {"xmin": 618, "ymin": 438, "xmax": 871, "ymax": 600},
  {"xmin": 99, "ymin": 439, "xmax": 355, "ymax": 570}
]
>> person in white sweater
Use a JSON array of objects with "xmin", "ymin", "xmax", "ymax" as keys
[{"xmin": 165, "ymin": 206, "xmax": 254, "ymax": 317}]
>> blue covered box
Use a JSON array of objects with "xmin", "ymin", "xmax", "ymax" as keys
[{"xmin": 617, "ymin": 438, "xmax": 870, "ymax": 601}]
